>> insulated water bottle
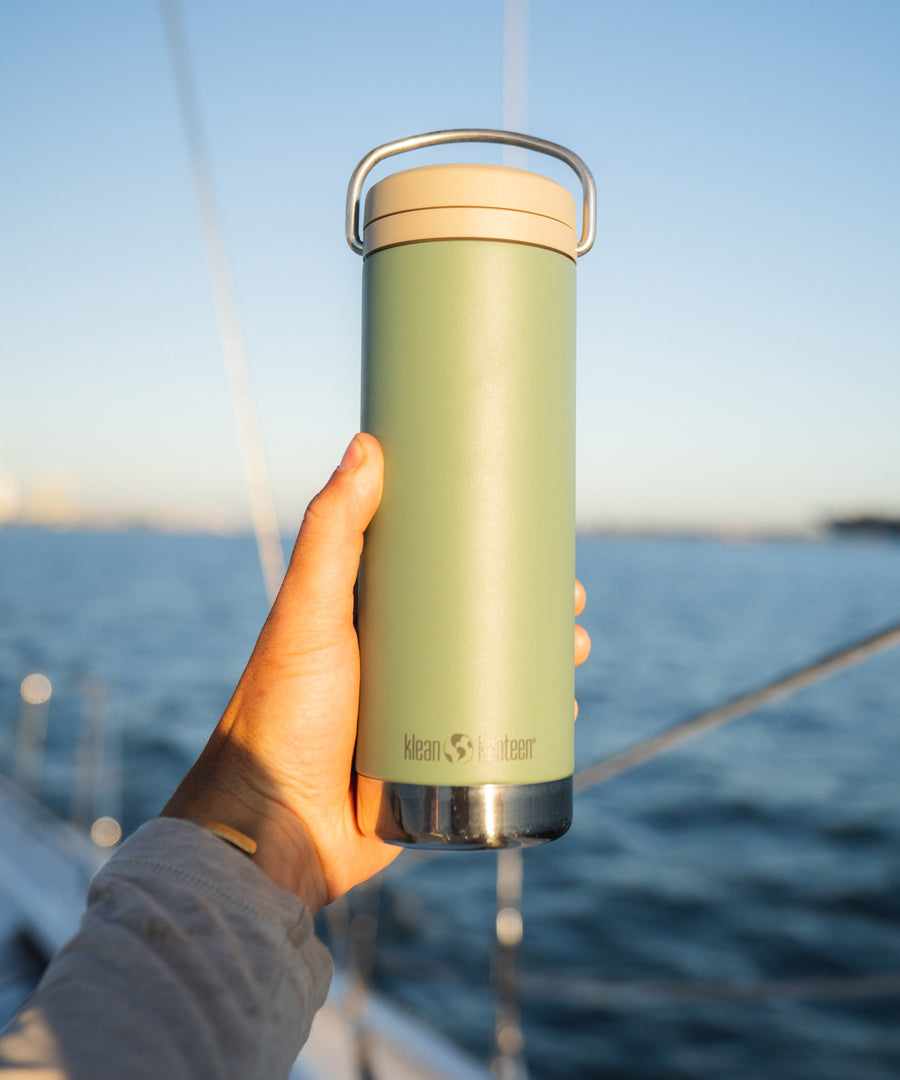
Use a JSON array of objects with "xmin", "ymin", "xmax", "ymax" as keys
[{"xmin": 346, "ymin": 130, "xmax": 595, "ymax": 848}]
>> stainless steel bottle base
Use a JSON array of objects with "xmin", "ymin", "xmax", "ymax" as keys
[{"xmin": 357, "ymin": 775, "xmax": 573, "ymax": 849}]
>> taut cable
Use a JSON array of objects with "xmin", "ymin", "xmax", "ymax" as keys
[{"xmin": 574, "ymin": 619, "xmax": 900, "ymax": 793}]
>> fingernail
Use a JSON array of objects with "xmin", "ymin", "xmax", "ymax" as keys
[{"xmin": 338, "ymin": 435, "xmax": 365, "ymax": 473}]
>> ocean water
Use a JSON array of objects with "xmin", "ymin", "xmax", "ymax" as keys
[{"xmin": 1, "ymin": 528, "xmax": 899, "ymax": 1079}]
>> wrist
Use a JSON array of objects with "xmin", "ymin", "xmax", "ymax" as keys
[{"xmin": 161, "ymin": 752, "xmax": 328, "ymax": 915}]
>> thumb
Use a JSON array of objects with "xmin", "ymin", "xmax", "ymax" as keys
[{"xmin": 275, "ymin": 433, "xmax": 384, "ymax": 633}]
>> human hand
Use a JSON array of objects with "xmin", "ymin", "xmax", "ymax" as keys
[
  {"xmin": 163, "ymin": 433, "xmax": 393, "ymax": 912},
  {"xmin": 164, "ymin": 433, "xmax": 591, "ymax": 913},
  {"xmin": 575, "ymin": 577, "xmax": 590, "ymax": 717}
]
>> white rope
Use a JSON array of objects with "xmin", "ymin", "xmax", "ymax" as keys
[{"xmin": 159, "ymin": 0, "xmax": 286, "ymax": 605}]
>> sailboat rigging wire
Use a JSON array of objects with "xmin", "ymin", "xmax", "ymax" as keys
[
  {"xmin": 518, "ymin": 970, "xmax": 900, "ymax": 1006},
  {"xmin": 502, "ymin": 0, "xmax": 529, "ymax": 171},
  {"xmin": 574, "ymin": 618, "xmax": 900, "ymax": 793},
  {"xmin": 159, "ymin": 0, "xmax": 286, "ymax": 605},
  {"xmin": 493, "ymin": 848, "xmax": 527, "ymax": 1080},
  {"xmin": 493, "ymin": 17, "xmax": 530, "ymax": 1078},
  {"xmin": 373, "ymin": 947, "xmax": 900, "ymax": 1004}
]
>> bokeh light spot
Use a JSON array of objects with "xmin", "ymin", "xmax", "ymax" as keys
[{"xmin": 20, "ymin": 673, "xmax": 52, "ymax": 705}]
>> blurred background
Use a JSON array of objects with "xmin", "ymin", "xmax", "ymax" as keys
[{"xmin": 2, "ymin": 2, "xmax": 899, "ymax": 1078}]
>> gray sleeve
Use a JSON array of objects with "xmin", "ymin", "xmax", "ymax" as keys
[{"xmin": 0, "ymin": 817, "xmax": 333, "ymax": 1080}]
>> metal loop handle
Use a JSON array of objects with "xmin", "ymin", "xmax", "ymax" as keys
[{"xmin": 345, "ymin": 129, "xmax": 596, "ymax": 257}]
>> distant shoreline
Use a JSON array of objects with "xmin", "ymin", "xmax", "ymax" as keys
[
  {"xmin": 827, "ymin": 516, "xmax": 900, "ymax": 540},
  {"xmin": 4, "ymin": 519, "xmax": 898, "ymax": 545}
]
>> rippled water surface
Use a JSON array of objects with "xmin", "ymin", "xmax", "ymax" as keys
[{"xmin": 2, "ymin": 528, "xmax": 899, "ymax": 1078}]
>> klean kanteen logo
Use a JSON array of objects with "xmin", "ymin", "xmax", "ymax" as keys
[
  {"xmin": 401, "ymin": 733, "xmax": 474, "ymax": 764},
  {"xmin": 443, "ymin": 733, "xmax": 474, "ymax": 764},
  {"xmin": 403, "ymin": 734, "xmax": 442, "ymax": 761},
  {"xmin": 477, "ymin": 735, "xmax": 536, "ymax": 762},
  {"xmin": 403, "ymin": 732, "xmax": 535, "ymax": 764}
]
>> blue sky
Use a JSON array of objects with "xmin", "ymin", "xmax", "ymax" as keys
[{"xmin": 1, "ymin": 1, "xmax": 898, "ymax": 532}]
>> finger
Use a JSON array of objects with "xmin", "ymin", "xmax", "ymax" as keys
[
  {"xmin": 574, "ymin": 699, "xmax": 579, "ymax": 721},
  {"xmin": 575, "ymin": 624, "xmax": 591, "ymax": 667},
  {"xmin": 575, "ymin": 579, "xmax": 586, "ymax": 617},
  {"xmin": 276, "ymin": 433, "xmax": 384, "ymax": 627}
]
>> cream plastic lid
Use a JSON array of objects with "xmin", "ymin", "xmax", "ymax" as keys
[{"xmin": 362, "ymin": 163, "xmax": 578, "ymax": 261}]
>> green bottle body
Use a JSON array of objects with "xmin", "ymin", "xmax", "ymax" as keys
[{"xmin": 356, "ymin": 237, "xmax": 576, "ymax": 847}]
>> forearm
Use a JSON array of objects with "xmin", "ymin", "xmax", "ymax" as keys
[{"xmin": 0, "ymin": 819, "xmax": 332, "ymax": 1080}]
